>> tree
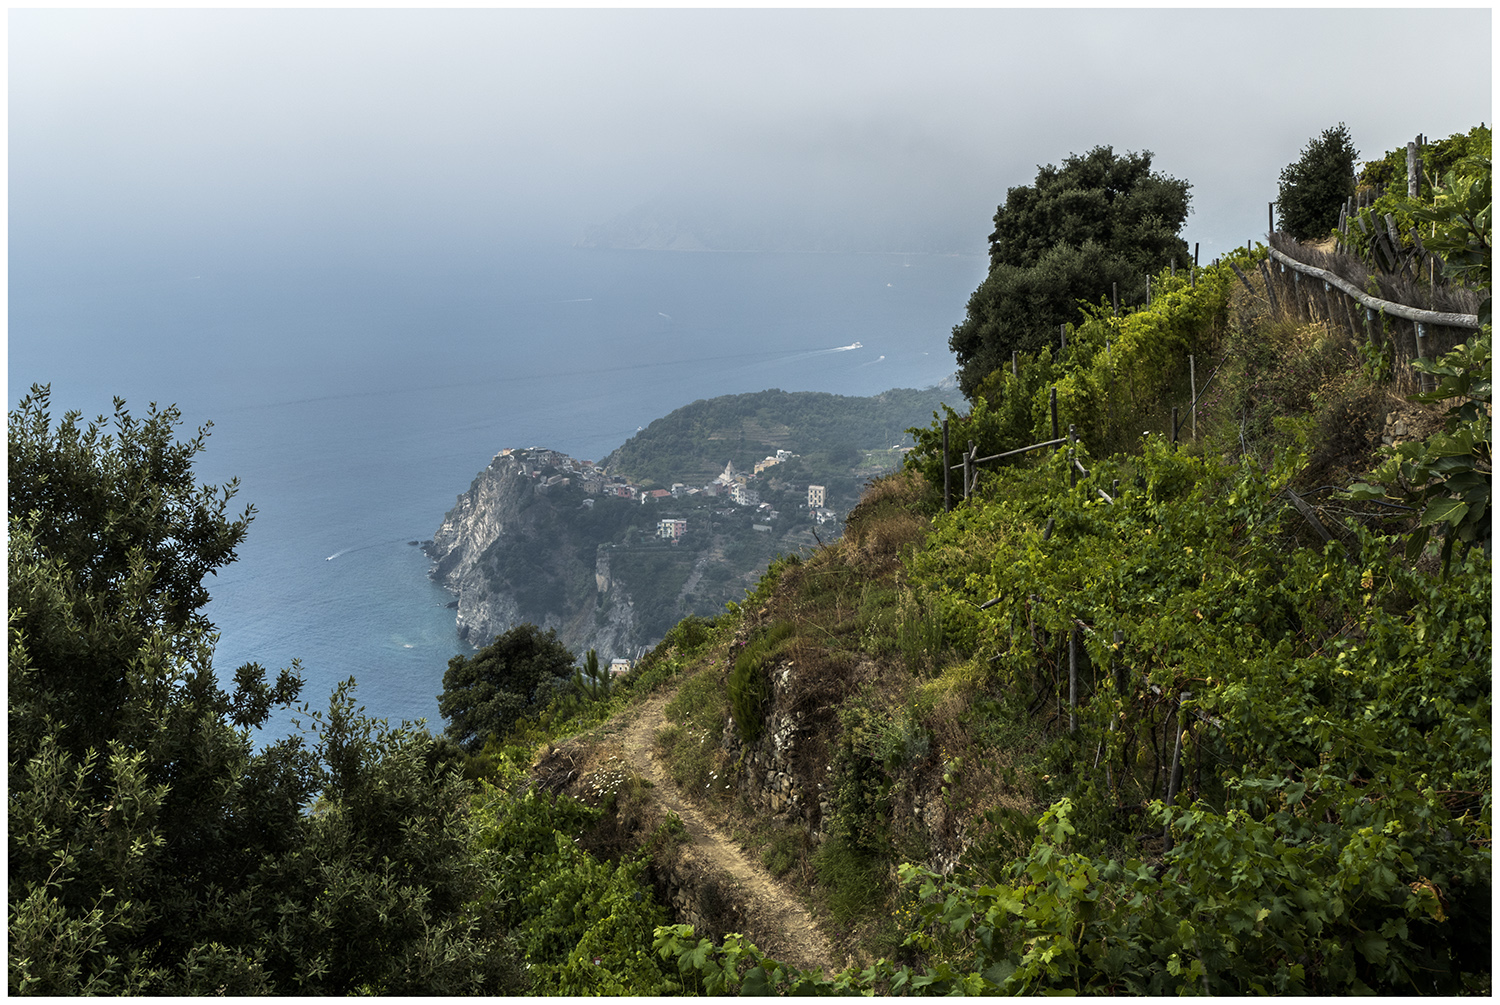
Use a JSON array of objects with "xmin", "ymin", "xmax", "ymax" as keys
[
  {"xmin": 8, "ymin": 385, "xmax": 518, "ymax": 994},
  {"xmin": 439, "ymin": 624, "xmax": 577, "ymax": 751},
  {"xmin": 950, "ymin": 146, "xmax": 1191, "ymax": 398},
  {"xmin": 1275, "ymin": 122, "xmax": 1358, "ymax": 241}
]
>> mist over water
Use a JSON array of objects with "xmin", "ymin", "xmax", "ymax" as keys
[{"xmin": 10, "ymin": 244, "xmax": 986, "ymax": 742}]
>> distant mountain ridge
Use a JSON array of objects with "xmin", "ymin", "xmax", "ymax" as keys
[{"xmin": 603, "ymin": 386, "xmax": 955, "ymax": 487}]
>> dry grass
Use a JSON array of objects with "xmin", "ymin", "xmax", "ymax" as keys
[{"xmin": 840, "ymin": 470, "xmax": 931, "ymax": 573}]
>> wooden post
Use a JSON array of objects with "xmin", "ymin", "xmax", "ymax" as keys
[
  {"xmin": 1258, "ymin": 259, "xmax": 1281, "ymax": 318},
  {"xmin": 1268, "ymin": 201, "xmax": 1274, "ymax": 234},
  {"xmin": 1112, "ymin": 282, "xmax": 1119, "ymax": 316},
  {"xmin": 1068, "ymin": 424, "xmax": 1077, "ymax": 489},
  {"xmin": 1011, "ymin": 350, "xmax": 1018, "ymax": 379},
  {"xmin": 1147, "ymin": 273, "xmax": 1152, "ymax": 306},
  {"xmin": 1060, "ymin": 323, "xmax": 1067, "ymax": 356},
  {"xmin": 1292, "ymin": 269, "xmax": 1309, "ymax": 322},
  {"xmin": 964, "ymin": 440, "xmax": 975, "ymax": 500},
  {"xmin": 1050, "ymin": 386, "xmax": 1059, "ymax": 444},
  {"xmin": 942, "ymin": 418, "xmax": 951, "ymax": 513},
  {"xmin": 1192, "ymin": 242, "xmax": 1199, "ymax": 288},
  {"xmin": 1172, "ymin": 406, "xmax": 1179, "ymax": 446},
  {"xmin": 1068, "ymin": 627, "xmax": 1079, "ymax": 735},
  {"xmin": 1163, "ymin": 696, "xmax": 1185, "ymax": 853},
  {"xmin": 1415, "ymin": 322, "xmax": 1428, "ymax": 394},
  {"xmin": 1189, "ymin": 355, "xmax": 1197, "ymax": 440},
  {"xmin": 1407, "ymin": 140, "xmax": 1421, "ymax": 199},
  {"xmin": 1338, "ymin": 289, "xmax": 1362, "ymax": 345}
]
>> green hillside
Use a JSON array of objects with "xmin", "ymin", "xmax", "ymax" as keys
[{"xmin": 603, "ymin": 386, "xmax": 955, "ymax": 488}]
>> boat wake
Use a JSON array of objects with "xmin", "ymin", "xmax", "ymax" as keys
[
  {"xmin": 325, "ymin": 537, "xmax": 412, "ymax": 562},
  {"xmin": 777, "ymin": 341, "xmax": 865, "ymax": 366}
]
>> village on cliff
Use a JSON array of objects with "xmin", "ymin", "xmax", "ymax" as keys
[{"xmin": 493, "ymin": 446, "xmax": 841, "ymax": 542}]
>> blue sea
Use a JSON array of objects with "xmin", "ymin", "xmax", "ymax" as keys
[{"xmin": 9, "ymin": 244, "xmax": 986, "ymax": 743}]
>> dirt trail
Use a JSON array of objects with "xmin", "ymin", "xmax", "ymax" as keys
[{"xmin": 617, "ymin": 693, "xmax": 839, "ymax": 975}]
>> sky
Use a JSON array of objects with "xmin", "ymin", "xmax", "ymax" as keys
[{"xmin": 9, "ymin": 7, "xmax": 1495, "ymax": 276}]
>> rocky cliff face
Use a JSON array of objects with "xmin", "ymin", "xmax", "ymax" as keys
[{"xmin": 425, "ymin": 449, "xmax": 643, "ymax": 662}]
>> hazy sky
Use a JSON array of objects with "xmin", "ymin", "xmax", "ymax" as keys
[{"xmin": 10, "ymin": 7, "xmax": 1494, "ymax": 273}]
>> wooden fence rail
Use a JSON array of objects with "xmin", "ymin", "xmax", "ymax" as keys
[
  {"xmin": 1267, "ymin": 246, "xmax": 1481, "ymax": 328},
  {"xmin": 1264, "ymin": 237, "xmax": 1482, "ymax": 395}
]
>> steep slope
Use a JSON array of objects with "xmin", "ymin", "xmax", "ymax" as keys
[{"xmin": 523, "ymin": 246, "xmax": 1489, "ymax": 993}]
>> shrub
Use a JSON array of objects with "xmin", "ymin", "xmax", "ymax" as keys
[{"xmin": 1276, "ymin": 123, "xmax": 1359, "ymax": 241}]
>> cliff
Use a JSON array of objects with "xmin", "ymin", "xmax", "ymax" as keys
[
  {"xmin": 425, "ymin": 445, "xmax": 826, "ymax": 662},
  {"xmin": 425, "ymin": 449, "xmax": 643, "ymax": 661}
]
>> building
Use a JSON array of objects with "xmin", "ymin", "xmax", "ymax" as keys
[
  {"xmin": 657, "ymin": 518, "xmax": 688, "ymax": 541},
  {"xmin": 732, "ymin": 484, "xmax": 760, "ymax": 507},
  {"xmin": 609, "ymin": 659, "xmax": 632, "ymax": 678},
  {"xmin": 807, "ymin": 484, "xmax": 826, "ymax": 509}
]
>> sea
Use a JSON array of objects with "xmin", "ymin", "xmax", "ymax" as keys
[{"xmin": 8, "ymin": 244, "xmax": 987, "ymax": 745}]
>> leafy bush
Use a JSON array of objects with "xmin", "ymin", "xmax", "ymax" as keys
[
  {"xmin": 950, "ymin": 145, "xmax": 1192, "ymax": 396},
  {"xmin": 438, "ymin": 623, "xmax": 577, "ymax": 751},
  {"xmin": 1351, "ymin": 328, "xmax": 1491, "ymax": 573},
  {"xmin": 1275, "ymin": 122, "xmax": 1359, "ymax": 241},
  {"xmin": 471, "ymin": 777, "xmax": 676, "ymax": 995}
]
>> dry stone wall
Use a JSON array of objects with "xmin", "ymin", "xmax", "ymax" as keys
[{"xmin": 720, "ymin": 654, "xmax": 972, "ymax": 876}]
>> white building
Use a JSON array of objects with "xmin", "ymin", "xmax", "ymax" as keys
[{"xmin": 807, "ymin": 484, "xmax": 826, "ymax": 509}]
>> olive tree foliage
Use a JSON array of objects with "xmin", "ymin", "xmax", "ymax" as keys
[
  {"xmin": 439, "ymin": 623, "xmax": 578, "ymax": 751},
  {"xmin": 950, "ymin": 146, "xmax": 1192, "ymax": 398},
  {"xmin": 8, "ymin": 385, "xmax": 518, "ymax": 995},
  {"xmin": 1274, "ymin": 122, "xmax": 1359, "ymax": 241}
]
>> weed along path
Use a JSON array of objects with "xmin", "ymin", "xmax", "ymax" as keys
[{"xmin": 617, "ymin": 692, "xmax": 839, "ymax": 976}]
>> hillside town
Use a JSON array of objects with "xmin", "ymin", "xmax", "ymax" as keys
[{"xmin": 492, "ymin": 446, "xmax": 840, "ymax": 543}]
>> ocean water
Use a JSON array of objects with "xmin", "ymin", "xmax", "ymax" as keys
[{"xmin": 9, "ymin": 244, "xmax": 986, "ymax": 743}]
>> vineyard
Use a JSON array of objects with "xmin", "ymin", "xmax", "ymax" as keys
[{"xmin": 638, "ymin": 203, "xmax": 1490, "ymax": 990}]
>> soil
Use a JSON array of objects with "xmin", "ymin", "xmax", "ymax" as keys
[{"xmin": 542, "ymin": 691, "xmax": 841, "ymax": 976}]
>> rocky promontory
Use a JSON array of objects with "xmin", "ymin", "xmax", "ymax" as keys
[{"xmin": 425, "ymin": 448, "xmax": 644, "ymax": 662}]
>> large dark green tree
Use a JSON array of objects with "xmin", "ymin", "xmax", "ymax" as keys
[
  {"xmin": 1275, "ymin": 122, "xmax": 1359, "ymax": 241},
  {"xmin": 8, "ymin": 385, "xmax": 518, "ymax": 994},
  {"xmin": 950, "ymin": 146, "xmax": 1192, "ymax": 398},
  {"xmin": 438, "ymin": 623, "xmax": 578, "ymax": 751}
]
